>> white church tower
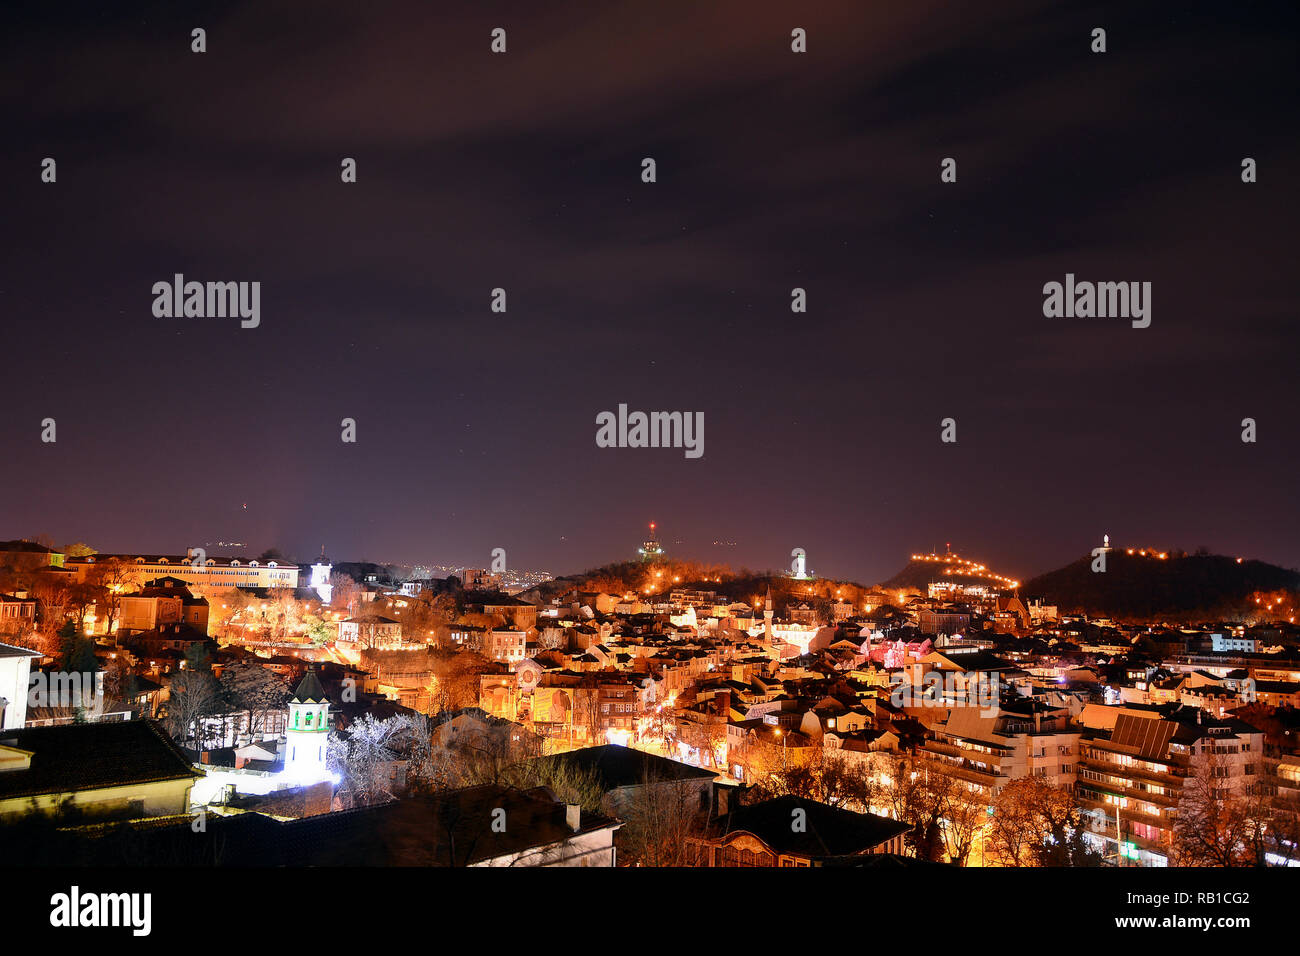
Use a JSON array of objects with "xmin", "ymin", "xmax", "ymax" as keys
[
  {"xmin": 309, "ymin": 546, "xmax": 333, "ymax": 604},
  {"xmin": 283, "ymin": 668, "xmax": 331, "ymax": 784}
]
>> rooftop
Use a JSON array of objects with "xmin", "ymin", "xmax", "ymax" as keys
[
  {"xmin": 529, "ymin": 744, "xmax": 716, "ymax": 789},
  {"xmin": 705, "ymin": 795, "xmax": 911, "ymax": 859},
  {"xmin": 0, "ymin": 720, "xmax": 200, "ymax": 801}
]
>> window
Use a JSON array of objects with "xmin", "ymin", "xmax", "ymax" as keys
[{"xmin": 721, "ymin": 846, "xmax": 775, "ymax": 867}]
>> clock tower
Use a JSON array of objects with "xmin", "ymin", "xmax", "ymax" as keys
[{"xmin": 284, "ymin": 667, "xmax": 331, "ymax": 784}]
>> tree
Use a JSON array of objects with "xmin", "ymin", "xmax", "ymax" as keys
[
  {"xmin": 875, "ymin": 764, "xmax": 989, "ymax": 866},
  {"xmin": 29, "ymin": 574, "xmax": 72, "ymax": 652},
  {"xmin": 494, "ymin": 756, "xmax": 607, "ymax": 814},
  {"xmin": 429, "ymin": 649, "xmax": 495, "ymax": 713},
  {"xmin": 379, "ymin": 590, "xmax": 453, "ymax": 645},
  {"xmin": 64, "ymin": 582, "xmax": 99, "ymax": 634},
  {"xmin": 83, "ymin": 558, "xmax": 144, "ymax": 636},
  {"xmin": 98, "ymin": 656, "xmax": 143, "ymax": 717},
  {"xmin": 929, "ymin": 773, "xmax": 988, "ymax": 866},
  {"xmin": 183, "ymin": 641, "xmax": 213, "ymax": 673},
  {"xmin": 986, "ymin": 778, "xmax": 1042, "ymax": 866},
  {"xmin": 303, "ymin": 616, "xmax": 334, "ymax": 645},
  {"xmin": 204, "ymin": 587, "xmax": 255, "ymax": 639},
  {"xmin": 748, "ymin": 747, "xmax": 876, "ymax": 811},
  {"xmin": 163, "ymin": 669, "xmax": 221, "ymax": 751},
  {"xmin": 573, "ymin": 687, "xmax": 604, "ymax": 745},
  {"xmin": 329, "ymin": 713, "xmax": 425, "ymax": 808},
  {"xmin": 1259, "ymin": 789, "xmax": 1300, "ymax": 866},
  {"xmin": 219, "ymin": 661, "xmax": 288, "ymax": 737},
  {"xmin": 1170, "ymin": 751, "xmax": 1265, "ymax": 866},
  {"xmin": 57, "ymin": 620, "xmax": 100, "ymax": 675},
  {"xmin": 617, "ymin": 773, "xmax": 706, "ymax": 866},
  {"xmin": 987, "ymin": 777, "xmax": 1101, "ymax": 867},
  {"xmin": 876, "ymin": 755, "xmax": 945, "ymax": 861},
  {"xmin": 329, "ymin": 573, "xmax": 361, "ymax": 615}
]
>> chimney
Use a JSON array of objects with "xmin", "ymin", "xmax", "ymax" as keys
[{"xmin": 565, "ymin": 804, "xmax": 581, "ymax": 833}]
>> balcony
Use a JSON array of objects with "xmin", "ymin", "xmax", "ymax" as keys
[{"xmin": 1076, "ymin": 786, "xmax": 1173, "ymax": 823}]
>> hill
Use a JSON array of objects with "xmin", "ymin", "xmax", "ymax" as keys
[
  {"xmin": 514, "ymin": 560, "xmax": 869, "ymax": 609},
  {"xmin": 1022, "ymin": 551, "xmax": 1300, "ymax": 621},
  {"xmin": 882, "ymin": 552, "xmax": 1020, "ymax": 593}
]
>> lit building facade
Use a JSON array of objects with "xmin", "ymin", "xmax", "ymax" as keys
[{"xmin": 67, "ymin": 554, "xmax": 299, "ymax": 590}]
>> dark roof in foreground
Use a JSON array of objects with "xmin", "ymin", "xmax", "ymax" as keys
[
  {"xmin": 705, "ymin": 796, "xmax": 911, "ymax": 859},
  {"xmin": 0, "ymin": 719, "xmax": 200, "ymax": 800},
  {"xmin": 10, "ymin": 785, "xmax": 621, "ymax": 866},
  {"xmin": 530, "ymin": 744, "xmax": 717, "ymax": 789}
]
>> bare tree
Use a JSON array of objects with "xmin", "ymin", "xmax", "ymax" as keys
[
  {"xmin": 163, "ymin": 669, "xmax": 222, "ymax": 752},
  {"xmin": 329, "ymin": 713, "xmax": 431, "ymax": 808},
  {"xmin": 219, "ymin": 661, "xmax": 289, "ymax": 737},
  {"xmin": 29, "ymin": 574, "xmax": 72, "ymax": 652},
  {"xmin": 429, "ymin": 649, "xmax": 494, "ymax": 712},
  {"xmin": 876, "ymin": 754, "xmax": 943, "ymax": 861},
  {"xmin": 329, "ymin": 572, "xmax": 362, "ymax": 615},
  {"xmin": 929, "ymin": 773, "xmax": 987, "ymax": 866},
  {"xmin": 496, "ymin": 757, "xmax": 607, "ymax": 813},
  {"xmin": 986, "ymin": 777, "xmax": 1045, "ymax": 866},
  {"xmin": 748, "ymin": 747, "xmax": 876, "ymax": 811},
  {"xmin": 1171, "ymin": 750, "xmax": 1266, "ymax": 866},
  {"xmin": 84, "ymin": 558, "xmax": 144, "ymax": 635},
  {"xmin": 617, "ymin": 772, "xmax": 706, "ymax": 866}
]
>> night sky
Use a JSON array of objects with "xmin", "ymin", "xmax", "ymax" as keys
[{"xmin": 3, "ymin": 0, "xmax": 1297, "ymax": 584}]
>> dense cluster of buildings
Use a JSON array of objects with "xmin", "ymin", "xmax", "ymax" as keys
[{"xmin": 1, "ymin": 535, "xmax": 1297, "ymax": 868}]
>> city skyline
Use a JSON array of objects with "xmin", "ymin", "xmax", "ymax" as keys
[
  {"xmin": 3, "ymin": 0, "xmax": 1297, "ymax": 584},
  {"xmin": 1, "ymin": 522, "xmax": 1292, "ymax": 589}
]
